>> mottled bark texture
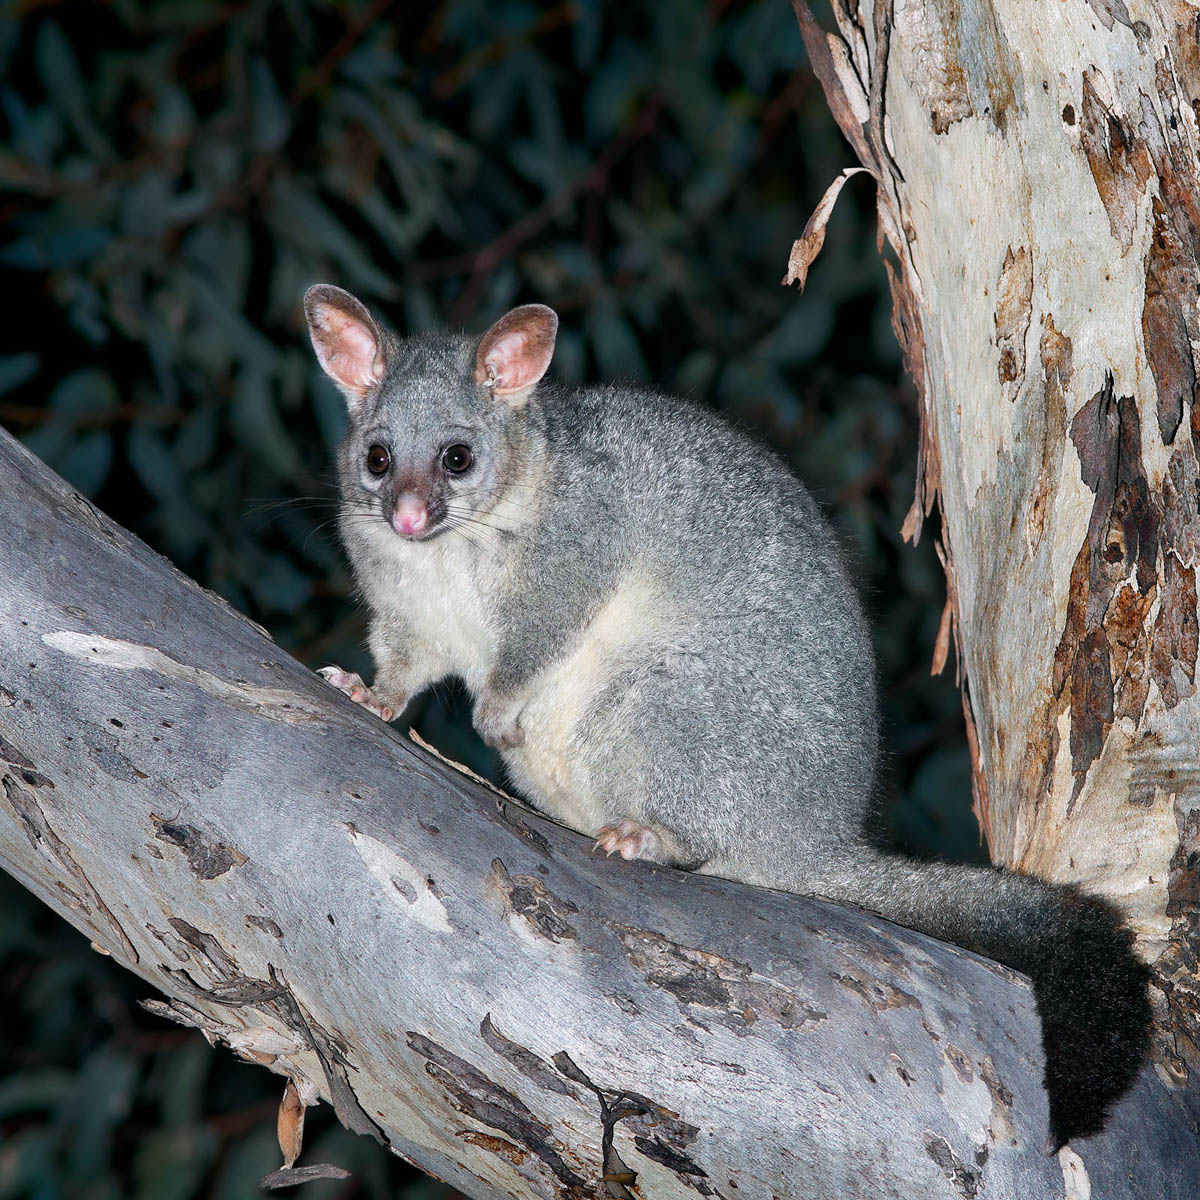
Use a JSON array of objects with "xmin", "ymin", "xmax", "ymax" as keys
[
  {"xmin": 0, "ymin": 415, "xmax": 1196, "ymax": 1198},
  {"xmin": 791, "ymin": 0, "xmax": 1200, "ymax": 1145}
]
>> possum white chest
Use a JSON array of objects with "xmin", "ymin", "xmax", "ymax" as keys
[{"xmin": 363, "ymin": 531, "xmax": 496, "ymax": 688}]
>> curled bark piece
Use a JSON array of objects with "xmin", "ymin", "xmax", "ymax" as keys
[{"xmin": 782, "ymin": 167, "xmax": 874, "ymax": 291}]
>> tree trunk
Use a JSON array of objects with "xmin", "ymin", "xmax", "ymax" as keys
[{"xmin": 791, "ymin": 0, "xmax": 1200, "ymax": 1139}]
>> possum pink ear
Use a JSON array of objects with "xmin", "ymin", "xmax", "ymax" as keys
[
  {"xmin": 475, "ymin": 305, "xmax": 558, "ymax": 399},
  {"xmin": 304, "ymin": 284, "xmax": 386, "ymax": 406}
]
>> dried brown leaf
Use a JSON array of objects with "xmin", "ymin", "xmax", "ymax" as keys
[
  {"xmin": 783, "ymin": 167, "xmax": 873, "ymax": 292},
  {"xmin": 931, "ymin": 596, "xmax": 953, "ymax": 677},
  {"xmin": 277, "ymin": 1078, "xmax": 306, "ymax": 1167}
]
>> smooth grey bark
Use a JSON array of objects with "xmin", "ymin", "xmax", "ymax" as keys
[{"xmin": 0, "ymin": 434, "xmax": 1197, "ymax": 1198}]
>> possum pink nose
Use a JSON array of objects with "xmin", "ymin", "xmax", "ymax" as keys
[{"xmin": 392, "ymin": 496, "xmax": 429, "ymax": 536}]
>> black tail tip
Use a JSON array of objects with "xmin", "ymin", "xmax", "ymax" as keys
[{"xmin": 1033, "ymin": 889, "xmax": 1152, "ymax": 1149}]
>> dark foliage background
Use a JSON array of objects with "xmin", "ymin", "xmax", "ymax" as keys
[{"xmin": 0, "ymin": 1, "xmax": 980, "ymax": 1195}]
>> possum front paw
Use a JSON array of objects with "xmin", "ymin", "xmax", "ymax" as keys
[
  {"xmin": 318, "ymin": 665, "xmax": 402, "ymax": 722},
  {"xmin": 473, "ymin": 691, "xmax": 525, "ymax": 749},
  {"xmin": 594, "ymin": 819, "xmax": 669, "ymax": 863}
]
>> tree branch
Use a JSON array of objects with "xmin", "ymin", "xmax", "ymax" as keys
[{"xmin": 0, "ymin": 429, "xmax": 1193, "ymax": 1197}]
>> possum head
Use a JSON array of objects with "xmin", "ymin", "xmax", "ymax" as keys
[{"xmin": 304, "ymin": 284, "xmax": 557, "ymax": 541}]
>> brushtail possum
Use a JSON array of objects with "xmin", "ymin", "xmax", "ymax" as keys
[{"xmin": 303, "ymin": 283, "xmax": 1150, "ymax": 1149}]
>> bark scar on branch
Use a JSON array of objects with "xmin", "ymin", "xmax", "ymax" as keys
[
  {"xmin": 1, "ymin": 772, "xmax": 140, "ymax": 963},
  {"xmin": 41, "ymin": 631, "xmax": 330, "ymax": 724}
]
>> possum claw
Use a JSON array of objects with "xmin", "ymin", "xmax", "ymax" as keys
[
  {"xmin": 593, "ymin": 819, "xmax": 667, "ymax": 863},
  {"xmin": 318, "ymin": 665, "xmax": 399, "ymax": 722}
]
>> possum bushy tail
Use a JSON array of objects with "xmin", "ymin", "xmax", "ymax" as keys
[{"xmin": 815, "ymin": 853, "xmax": 1152, "ymax": 1149}]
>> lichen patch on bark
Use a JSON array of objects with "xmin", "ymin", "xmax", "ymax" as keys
[
  {"xmin": 490, "ymin": 858, "xmax": 579, "ymax": 943},
  {"xmin": 152, "ymin": 814, "xmax": 247, "ymax": 879},
  {"xmin": 613, "ymin": 924, "xmax": 826, "ymax": 1033}
]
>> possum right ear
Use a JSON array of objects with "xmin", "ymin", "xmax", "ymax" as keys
[
  {"xmin": 304, "ymin": 285, "xmax": 386, "ymax": 407},
  {"xmin": 475, "ymin": 304, "xmax": 558, "ymax": 400}
]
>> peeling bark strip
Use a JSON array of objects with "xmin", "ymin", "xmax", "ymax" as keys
[
  {"xmin": 489, "ymin": 857, "xmax": 579, "ymax": 942},
  {"xmin": 260, "ymin": 1163, "xmax": 351, "ymax": 1190},
  {"xmin": 782, "ymin": 167, "xmax": 873, "ymax": 292},
  {"xmin": 1163, "ymin": 801, "xmax": 1200, "ymax": 1069},
  {"xmin": 613, "ymin": 924, "xmax": 826, "ymax": 1031},
  {"xmin": 1053, "ymin": 367, "xmax": 1200, "ymax": 798},
  {"xmin": 407, "ymin": 1032, "xmax": 587, "ymax": 1191},
  {"xmin": 552, "ymin": 1053, "xmax": 719, "ymax": 1200},
  {"xmin": 1141, "ymin": 128, "xmax": 1200, "ymax": 448},
  {"xmin": 1079, "ymin": 69, "xmax": 1153, "ymax": 254},
  {"xmin": 268, "ymin": 967, "xmax": 387, "ymax": 1146},
  {"xmin": 2, "ymin": 773, "xmax": 138, "ymax": 962},
  {"xmin": 277, "ymin": 1077, "xmax": 306, "ymax": 1168},
  {"xmin": 1026, "ymin": 317, "xmax": 1073, "ymax": 548},
  {"xmin": 479, "ymin": 1014, "xmax": 576, "ymax": 1099},
  {"xmin": 0, "ymin": 732, "xmax": 54, "ymax": 788},
  {"xmin": 1078, "ymin": 47, "xmax": 1200, "ymax": 447},
  {"xmin": 152, "ymin": 814, "xmax": 247, "ymax": 879},
  {"xmin": 1151, "ymin": 553, "xmax": 1199, "ymax": 707},
  {"xmin": 1054, "ymin": 378, "xmax": 1160, "ymax": 797},
  {"xmin": 923, "ymin": 1130, "xmax": 983, "ymax": 1200}
]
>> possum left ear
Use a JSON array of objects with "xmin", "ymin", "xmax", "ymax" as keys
[
  {"xmin": 304, "ymin": 284, "xmax": 387, "ymax": 408},
  {"xmin": 475, "ymin": 305, "xmax": 558, "ymax": 400}
]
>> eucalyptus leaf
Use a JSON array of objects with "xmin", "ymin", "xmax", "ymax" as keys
[
  {"xmin": 230, "ymin": 370, "xmax": 304, "ymax": 481},
  {"xmin": 270, "ymin": 183, "xmax": 398, "ymax": 299},
  {"xmin": 250, "ymin": 57, "xmax": 290, "ymax": 151},
  {"xmin": 588, "ymin": 304, "xmax": 647, "ymax": 380},
  {"xmin": 1, "ymin": 227, "xmax": 109, "ymax": 270},
  {"xmin": 56, "ymin": 430, "xmax": 114, "ymax": 494},
  {"xmin": 132, "ymin": 1125, "xmax": 218, "ymax": 1200},
  {"xmin": 35, "ymin": 21, "xmax": 111, "ymax": 158},
  {"xmin": 0, "ymin": 352, "xmax": 40, "ymax": 394},
  {"xmin": 0, "ymin": 1069, "xmax": 74, "ymax": 1118},
  {"xmin": 127, "ymin": 424, "xmax": 184, "ymax": 502},
  {"xmin": 0, "ymin": 1128, "xmax": 56, "ymax": 1200}
]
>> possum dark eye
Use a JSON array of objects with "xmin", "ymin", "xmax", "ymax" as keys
[
  {"xmin": 365, "ymin": 444, "xmax": 391, "ymax": 475},
  {"xmin": 442, "ymin": 444, "xmax": 472, "ymax": 474}
]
